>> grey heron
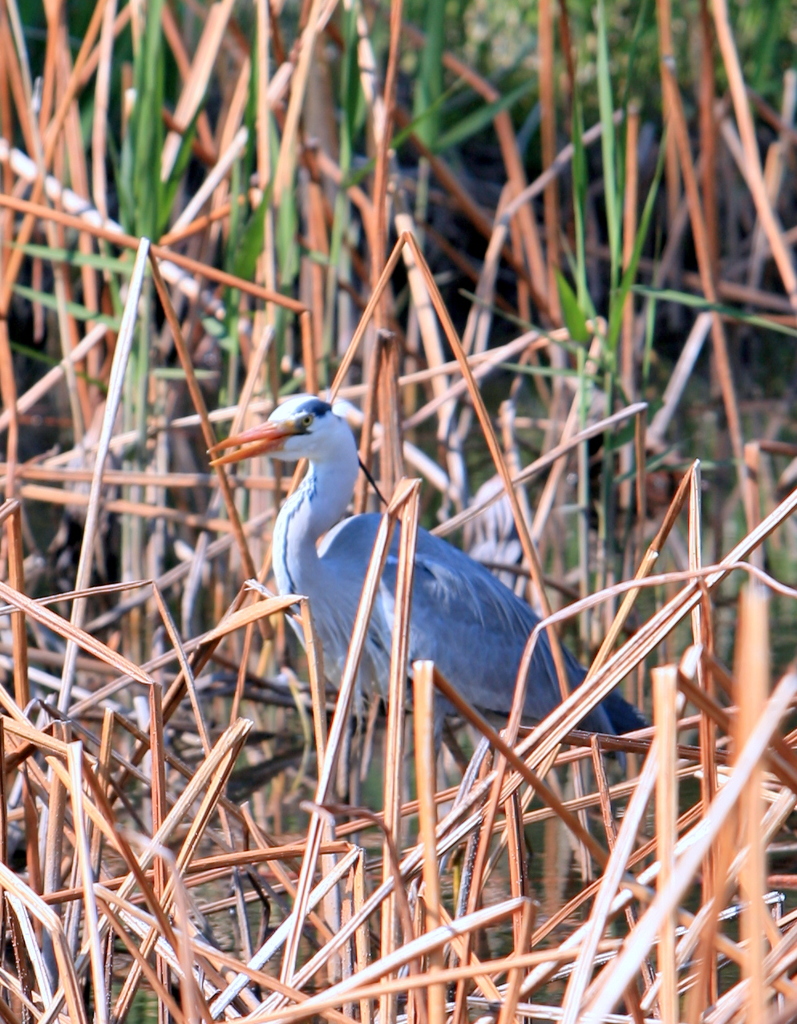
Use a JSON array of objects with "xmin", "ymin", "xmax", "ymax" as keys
[{"xmin": 211, "ymin": 393, "xmax": 644, "ymax": 735}]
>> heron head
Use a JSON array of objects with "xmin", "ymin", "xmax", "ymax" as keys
[{"xmin": 209, "ymin": 394, "xmax": 348, "ymax": 466}]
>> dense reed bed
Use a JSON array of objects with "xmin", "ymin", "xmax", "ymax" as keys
[{"xmin": 0, "ymin": 0, "xmax": 796, "ymax": 1021}]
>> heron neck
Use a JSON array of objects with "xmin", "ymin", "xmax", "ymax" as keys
[{"xmin": 272, "ymin": 450, "xmax": 359, "ymax": 595}]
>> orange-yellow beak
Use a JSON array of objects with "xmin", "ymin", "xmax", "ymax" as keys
[{"xmin": 208, "ymin": 419, "xmax": 301, "ymax": 466}]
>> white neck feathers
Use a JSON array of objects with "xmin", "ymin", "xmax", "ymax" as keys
[{"xmin": 271, "ymin": 424, "xmax": 359, "ymax": 595}]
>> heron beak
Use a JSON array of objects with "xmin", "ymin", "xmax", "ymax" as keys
[{"xmin": 208, "ymin": 419, "xmax": 300, "ymax": 466}]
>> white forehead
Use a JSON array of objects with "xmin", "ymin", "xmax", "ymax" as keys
[{"xmin": 269, "ymin": 394, "xmax": 333, "ymax": 422}]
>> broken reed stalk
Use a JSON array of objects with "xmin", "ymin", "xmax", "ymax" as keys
[
  {"xmin": 736, "ymin": 586, "xmax": 770, "ymax": 1021},
  {"xmin": 379, "ymin": 480, "xmax": 420, "ymax": 1024},
  {"xmin": 413, "ymin": 660, "xmax": 445, "ymax": 1024},
  {"xmin": 652, "ymin": 665, "xmax": 678, "ymax": 1024}
]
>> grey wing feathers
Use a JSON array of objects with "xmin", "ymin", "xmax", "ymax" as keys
[
  {"xmin": 320, "ymin": 515, "xmax": 636, "ymax": 734},
  {"xmin": 403, "ymin": 530, "xmax": 584, "ymax": 722}
]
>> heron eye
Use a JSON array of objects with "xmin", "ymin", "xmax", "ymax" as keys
[{"xmin": 301, "ymin": 414, "xmax": 313, "ymax": 428}]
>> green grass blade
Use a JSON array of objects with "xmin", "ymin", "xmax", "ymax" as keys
[
  {"xmin": 9, "ymin": 242, "xmax": 133, "ymax": 276},
  {"xmin": 413, "ymin": 0, "xmax": 445, "ymax": 148},
  {"xmin": 13, "ymin": 284, "xmax": 121, "ymax": 328},
  {"xmin": 131, "ymin": 0, "xmax": 165, "ymax": 239},
  {"xmin": 555, "ymin": 269, "xmax": 590, "ymax": 343},
  {"xmin": 433, "ymin": 80, "xmax": 535, "ymax": 153},
  {"xmin": 160, "ymin": 114, "xmax": 200, "ymax": 235},
  {"xmin": 340, "ymin": 2, "xmax": 364, "ymax": 174},
  {"xmin": 606, "ymin": 132, "xmax": 666, "ymax": 352},
  {"xmin": 632, "ymin": 286, "xmax": 797, "ymax": 339},
  {"xmin": 233, "ymin": 187, "xmax": 270, "ymax": 284},
  {"xmin": 569, "ymin": 89, "xmax": 593, "ymax": 316},
  {"xmin": 595, "ymin": 0, "xmax": 619, "ymax": 294},
  {"xmin": 500, "ymin": 361, "xmax": 580, "ymax": 380}
]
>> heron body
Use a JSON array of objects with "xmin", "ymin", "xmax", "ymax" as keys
[{"xmin": 213, "ymin": 394, "xmax": 644, "ymax": 735}]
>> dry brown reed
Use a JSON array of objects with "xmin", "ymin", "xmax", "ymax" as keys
[{"xmin": 0, "ymin": 0, "xmax": 795, "ymax": 1022}]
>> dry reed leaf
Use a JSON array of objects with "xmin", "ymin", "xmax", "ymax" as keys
[{"xmin": 585, "ymin": 670, "xmax": 797, "ymax": 1019}]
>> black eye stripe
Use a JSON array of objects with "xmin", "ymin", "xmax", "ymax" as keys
[{"xmin": 296, "ymin": 398, "xmax": 332, "ymax": 418}]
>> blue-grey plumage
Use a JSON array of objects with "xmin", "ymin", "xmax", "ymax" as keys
[{"xmin": 210, "ymin": 394, "xmax": 645, "ymax": 736}]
